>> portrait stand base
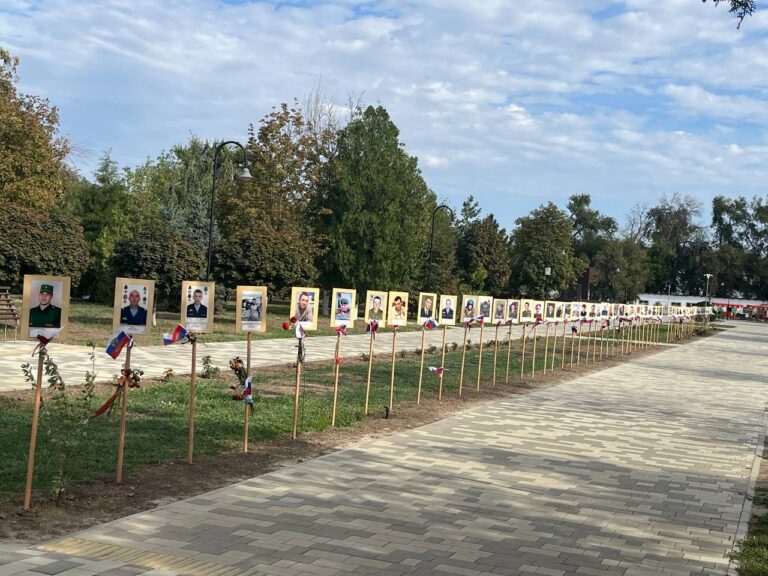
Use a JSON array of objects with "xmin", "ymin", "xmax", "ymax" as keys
[{"xmin": 23, "ymin": 348, "xmax": 46, "ymax": 510}]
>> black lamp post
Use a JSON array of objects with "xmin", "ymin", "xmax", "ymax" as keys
[
  {"xmin": 426, "ymin": 204, "xmax": 455, "ymax": 292},
  {"xmin": 206, "ymin": 140, "xmax": 252, "ymax": 281}
]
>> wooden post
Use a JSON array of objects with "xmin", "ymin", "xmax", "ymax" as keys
[
  {"xmin": 389, "ymin": 327, "xmax": 398, "ymax": 413},
  {"xmin": 244, "ymin": 332, "xmax": 252, "ymax": 453},
  {"xmin": 331, "ymin": 336, "xmax": 341, "ymax": 427},
  {"xmin": 291, "ymin": 341, "xmax": 302, "ymax": 440},
  {"xmin": 520, "ymin": 324, "xmax": 527, "ymax": 379},
  {"xmin": 438, "ymin": 325, "xmax": 447, "ymax": 400},
  {"xmin": 577, "ymin": 323, "xmax": 583, "ymax": 365},
  {"xmin": 504, "ymin": 323, "xmax": 513, "ymax": 384},
  {"xmin": 187, "ymin": 339, "xmax": 197, "ymax": 464},
  {"xmin": 459, "ymin": 325, "xmax": 469, "ymax": 396},
  {"xmin": 542, "ymin": 324, "xmax": 550, "ymax": 375},
  {"xmin": 492, "ymin": 324, "xmax": 500, "ymax": 386},
  {"xmin": 592, "ymin": 323, "xmax": 598, "ymax": 363},
  {"xmin": 116, "ymin": 344, "xmax": 132, "ymax": 484},
  {"xmin": 246, "ymin": 331, "xmax": 252, "ymax": 374},
  {"xmin": 530, "ymin": 325, "xmax": 537, "ymax": 379},
  {"xmin": 561, "ymin": 321, "xmax": 567, "ymax": 370},
  {"xmin": 569, "ymin": 324, "xmax": 576, "ymax": 368},
  {"xmin": 476, "ymin": 321, "xmax": 485, "ymax": 391},
  {"xmin": 599, "ymin": 325, "xmax": 604, "ymax": 361},
  {"xmin": 417, "ymin": 328, "xmax": 426, "ymax": 404},
  {"xmin": 550, "ymin": 322, "xmax": 558, "ymax": 373},
  {"xmin": 23, "ymin": 349, "xmax": 46, "ymax": 510},
  {"xmin": 364, "ymin": 331, "xmax": 375, "ymax": 415},
  {"xmin": 584, "ymin": 322, "xmax": 592, "ymax": 365}
]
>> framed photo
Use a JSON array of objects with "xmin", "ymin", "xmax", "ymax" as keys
[
  {"xmin": 578, "ymin": 302, "xmax": 589, "ymax": 318},
  {"xmin": 520, "ymin": 299, "xmax": 535, "ymax": 322},
  {"xmin": 290, "ymin": 287, "xmax": 319, "ymax": 331},
  {"xmin": 113, "ymin": 277, "xmax": 155, "ymax": 335},
  {"xmin": 364, "ymin": 290, "xmax": 388, "ymax": 323},
  {"xmin": 236, "ymin": 286, "xmax": 267, "ymax": 333},
  {"xmin": 21, "ymin": 275, "xmax": 70, "ymax": 340},
  {"xmin": 418, "ymin": 292, "xmax": 437, "ymax": 322},
  {"xmin": 476, "ymin": 296, "xmax": 493, "ymax": 319},
  {"xmin": 331, "ymin": 288, "xmax": 356, "ymax": 328},
  {"xmin": 492, "ymin": 298, "xmax": 507, "ymax": 323},
  {"xmin": 532, "ymin": 300, "xmax": 545, "ymax": 321},
  {"xmin": 599, "ymin": 302, "xmax": 610, "ymax": 317},
  {"xmin": 570, "ymin": 301, "xmax": 581, "ymax": 319},
  {"xmin": 439, "ymin": 294, "xmax": 457, "ymax": 325},
  {"xmin": 461, "ymin": 295, "xmax": 478, "ymax": 322},
  {"xmin": 181, "ymin": 281, "xmax": 215, "ymax": 333},
  {"xmin": 544, "ymin": 301, "xmax": 557, "ymax": 320},
  {"xmin": 563, "ymin": 302, "xmax": 572, "ymax": 319},
  {"xmin": 507, "ymin": 300, "xmax": 520, "ymax": 324},
  {"xmin": 554, "ymin": 301, "xmax": 565, "ymax": 320},
  {"xmin": 388, "ymin": 291, "xmax": 408, "ymax": 326}
]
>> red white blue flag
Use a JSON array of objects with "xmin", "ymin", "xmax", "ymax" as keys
[
  {"xmin": 428, "ymin": 366, "xmax": 446, "ymax": 376},
  {"xmin": 163, "ymin": 324, "xmax": 188, "ymax": 346},
  {"xmin": 423, "ymin": 318, "xmax": 439, "ymax": 330},
  {"xmin": 106, "ymin": 330, "xmax": 131, "ymax": 359}
]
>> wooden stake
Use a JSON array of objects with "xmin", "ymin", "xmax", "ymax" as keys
[
  {"xmin": 561, "ymin": 321, "xmax": 567, "ymax": 370},
  {"xmin": 23, "ymin": 349, "xmax": 46, "ymax": 510},
  {"xmin": 187, "ymin": 339, "xmax": 197, "ymax": 464},
  {"xmin": 569, "ymin": 323, "xmax": 576, "ymax": 368},
  {"xmin": 577, "ymin": 323, "xmax": 583, "ymax": 365},
  {"xmin": 438, "ymin": 325, "xmax": 447, "ymax": 400},
  {"xmin": 389, "ymin": 327, "xmax": 398, "ymax": 413},
  {"xmin": 530, "ymin": 325, "xmax": 537, "ymax": 379},
  {"xmin": 291, "ymin": 340, "xmax": 302, "ymax": 440},
  {"xmin": 592, "ymin": 323, "xmax": 598, "ymax": 363},
  {"xmin": 364, "ymin": 331, "xmax": 375, "ymax": 415},
  {"xmin": 550, "ymin": 322, "xmax": 558, "ymax": 372},
  {"xmin": 331, "ymin": 336, "xmax": 341, "ymax": 427},
  {"xmin": 598, "ymin": 325, "xmax": 604, "ymax": 361},
  {"xmin": 520, "ymin": 324, "xmax": 527, "ymax": 379},
  {"xmin": 492, "ymin": 324, "xmax": 500, "ymax": 386},
  {"xmin": 116, "ymin": 344, "xmax": 132, "ymax": 484},
  {"xmin": 246, "ymin": 331, "xmax": 252, "ymax": 374},
  {"xmin": 504, "ymin": 323, "xmax": 513, "ymax": 384},
  {"xmin": 476, "ymin": 321, "xmax": 485, "ymax": 391},
  {"xmin": 417, "ymin": 329, "xmax": 426, "ymax": 404},
  {"xmin": 542, "ymin": 324, "xmax": 550, "ymax": 375},
  {"xmin": 584, "ymin": 322, "xmax": 591, "ymax": 365},
  {"xmin": 459, "ymin": 325, "xmax": 468, "ymax": 396},
  {"xmin": 244, "ymin": 333, "xmax": 252, "ymax": 453}
]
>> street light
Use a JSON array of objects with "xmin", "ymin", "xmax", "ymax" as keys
[
  {"xmin": 206, "ymin": 140, "xmax": 252, "ymax": 281},
  {"xmin": 425, "ymin": 204, "xmax": 455, "ymax": 292},
  {"xmin": 704, "ymin": 273, "xmax": 712, "ymax": 305}
]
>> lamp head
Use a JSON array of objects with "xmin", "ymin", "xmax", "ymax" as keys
[{"xmin": 237, "ymin": 166, "xmax": 253, "ymax": 181}]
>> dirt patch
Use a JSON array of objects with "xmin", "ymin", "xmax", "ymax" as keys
[{"xmin": 0, "ymin": 345, "xmax": 664, "ymax": 545}]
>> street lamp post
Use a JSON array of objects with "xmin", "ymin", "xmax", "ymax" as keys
[
  {"xmin": 206, "ymin": 140, "xmax": 252, "ymax": 281},
  {"xmin": 426, "ymin": 204, "xmax": 455, "ymax": 292},
  {"xmin": 704, "ymin": 273, "xmax": 712, "ymax": 304}
]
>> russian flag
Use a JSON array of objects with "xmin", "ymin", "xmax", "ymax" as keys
[
  {"xmin": 423, "ymin": 318, "xmax": 439, "ymax": 330},
  {"xmin": 335, "ymin": 325, "xmax": 348, "ymax": 336},
  {"xmin": 106, "ymin": 330, "xmax": 131, "ymax": 359},
  {"xmin": 163, "ymin": 324, "xmax": 188, "ymax": 345},
  {"xmin": 366, "ymin": 320, "xmax": 379, "ymax": 335},
  {"xmin": 428, "ymin": 366, "xmax": 446, "ymax": 376}
]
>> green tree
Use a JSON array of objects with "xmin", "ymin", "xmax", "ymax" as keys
[
  {"xmin": 508, "ymin": 202, "xmax": 585, "ymax": 299},
  {"xmin": 592, "ymin": 239, "xmax": 649, "ymax": 302},
  {"xmin": 703, "ymin": 0, "xmax": 756, "ymax": 28},
  {"xmin": 457, "ymin": 205, "xmax": 511, "ymax": 295},
  {"xmin": 315, "ymin": 105, "xmax": 432, "ymax": 292},
  {"xmin": 0, "ymin": 48, "xmax": 71, "ymax": 211},
  {"xmin": 418, "ymin": 205, "xmax": 459, "ymax": 294},
  {"xmin": 567, "ymin": 194, "xmax": 617, "ymax": 265},
  {"xmin": 0, "ymin": 199, "xmax": 89, "ymax": 288}
]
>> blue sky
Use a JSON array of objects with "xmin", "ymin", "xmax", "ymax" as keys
[{"xmin": 2, "ymin": 0, "xmax": 767, "ymax": 231}]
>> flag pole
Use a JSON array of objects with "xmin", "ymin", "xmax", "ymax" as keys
[
  {"xmin": 23, "ymin": 346, "xmax": 46, "ymax": 510},
  {"xmin": 417, "ymin": 327, "xmax": 426, "ymax": 404},
  {"xmin": 459, "ymin": 323, "xmax": 469, "ymax": 396},
  {"xmin": 364, "ymin": 327, "xmax": 375, "ymax": 415},
  {"xmin": 187, "ymin": 338, "xmax": 197, "ymax": 464},
  {"xmin": 476, "ymin": 320, "xmax": 485, "ymax": 391},
  {"xmin": 116, "ymin": 342, "xmax": 132, "ymax": 484},
  {"xmin": 438, "ymin": 325, "xmax": 447, "ymax": 400},
  {"xmin": 389, "ymin": 326, "xmax": 399, "ymax": 413}
]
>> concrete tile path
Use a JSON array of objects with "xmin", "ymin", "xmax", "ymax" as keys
[{"xmin": 2, "ymin": 322, "xmax": 767, "ymax": 575}]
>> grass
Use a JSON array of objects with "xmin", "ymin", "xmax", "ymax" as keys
[{"xmin": 731, "ymin": 516, "xmax": 768, "ymax": 575}]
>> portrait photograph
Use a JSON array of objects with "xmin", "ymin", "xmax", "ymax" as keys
[
  {"xmin": 21, "ymin": 275, "xmax": 70, "ymax": 340},
  {"xmin": 418, "ymin": 292, "xmax": 437, "ymax": 322},
  {"xmin": 519, "ymin": 299, "xmax": 535, "ymax": 322},
  {"xmin": 290, "ymin": 286, "xmax": 319, "ymax": 331},
  {"xmin": 554, "ymin": 301, "xmax": 565, "ymax": 319},
  {"xmin": 587, "ymin": 302, "xmax": 598, "ymax": 318},
  {"xmin": 476, "ymin": 296, "xmax": 493, "ymax": 319},
  {"xmin": 600, "ymin": 302, "xmax": 610, "ymax": 317},
  {"xmin": 461, "ymin": 294, "xmax": 478, "ymax": 322},
  {"xmin": 331, "ymin": 288, "xmax": 356, "ymax": 328},
  {"xmin": 112, "ymin": 277, "xmax": 155, "ymax": 335},
  {"xmin": 364, "ymin": 290, "xmax": 388, "ymax": 324},
  {"xmin": 236, "ymin": 285, "xmax": 267, "ymax": 333},
  {"xmin": 388, "ymin": 291, "xmax": 408, "ymax": 326},
  {"xmin": 507, "ymin": 300, "xmax": 520, "ymax": 324},
  {"xmin": 439, "ymin": 294, "xmax": 457, "ymax": 325},
  {"xmin": 532, "ymin": 300, "xmax": 545, "ymax": 321},
  {"xmin": 544, "ymin": 301, "xmax": 557, "ymax": 320},
  {"xmin": 570, "ymin": 302, "xmax": 581, "ymax": 319},
  {"xmin": 492, "ymin": 298, "xmax": 507, "ymax": 322},
  {"xmin": 563, "ymin": 302, "xmax": 572, "ymax": 318},
  {"xmin": 181, "ymin": 281, "xmax": 215, "ymax": 333}
]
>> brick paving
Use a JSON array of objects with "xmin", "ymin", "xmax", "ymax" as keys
[{"xmin": 1, "ymin": 322, "xmax": 767, "ymax": 575}]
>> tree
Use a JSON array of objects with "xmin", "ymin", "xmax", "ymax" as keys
[
  {"xmin": 456, "ymin": 204, "xmax": 511, "ymax": 295},
  {"xmin": 508, "ymin": 202, "xmax": 585, "ymax": 299},
  {"xmin": 418, "ymin": 204, "xmax": 459, "ymax": 294},
  {"xmin": 315, "ymin": 105, "xmax": 433, "ymax": 292},
  {"xmin": 703, "ymin": 0, "xmax": 756, "ymax": 28},
  {"xmin": 0, "ymin": 200, "xmax": 89, "ymax": 288},
  {"xmin": 0, "ymin": 48, "xmax": 71, "ymax": 211},
  {"xmin": 567, "ymin": 194, "xmax": 617, "ymax": 265},
  {"xmin": 110, "ymin": 220, "xmax": 204, "ymax": 309},
  {"xmin": 592, "ymin": 239, "xmax": 649, "ymax": 302}
]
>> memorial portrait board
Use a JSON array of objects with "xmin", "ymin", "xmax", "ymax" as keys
[
  {"xmin": 113, "ymin": 277, "xmax": 155, "ymax": 335},
  {"xmin": 439, "ymin": 294, "xmax": 457, "ymax": 325},
  {"xmin": 331, "ymin": 288, "xmax": 356, "ymax": 328},
  {"xmin": 236, "ymin": 286, "xmax": 267, "ymax": 333},
  {"xmin": 388, "ymin": 291, "xmax": 409, "ymax": 326},
  {"xmin": 181, "ymin": 281, "xmax": 215, "ymax": 333},
  {"xmin": 22, "ymin": 275, "xmax": 70, "ymax": 340},
  {"xmin": 290, "ymin": 286, "xmax": 319, "ymax": 331}
]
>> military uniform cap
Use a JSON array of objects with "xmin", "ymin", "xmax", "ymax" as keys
[{"xmin": 40, "ymin": 284, "xmax": 54, "ymax": 294}]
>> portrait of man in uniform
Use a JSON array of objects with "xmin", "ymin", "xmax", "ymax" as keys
[
  {"xmin": 29, "ymin": 283, "xmax": 61, "ymax": 328},
  {"xmin": 331, "ymin": 288, "xmax": 356, "ymax": 328},
  {"xmin": 365, "ymin": 291, "xmax": 387, "ymax": 323},
  {"xmin": 236, "ymin": 286, "xmax": 267, "ymax": 333},
  {"xmin": 440, "ymin": 295, "xmax": 457, "ymax": 325},
  {"xmin": 388, "ymin": 291, "xmax": 409, "ymax": 326},
  {"xmin": 113, "ymin": 278, "xmax": 155, "ymax": 335},
  {"xmin": 290, "ymin": 286, "xmax": 319, "ymax": 331},
  {"xmin": 181, "ymin": 281, "xmax": 215, "ymax": 333},
  {"xmin": 22, "ymin": 275, "xmax": 70, "ymax": 340}
]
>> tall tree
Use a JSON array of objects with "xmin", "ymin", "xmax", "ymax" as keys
[
  {"xmin": 456, "ymin": 200, "xmax": 511, "ymax": 295},
  {"xmin": 508, "ymin": 202, "xmax": 585, "ymax": 299},
  {"xmin": 0, "ymin": 48, "xmax": 71, "ymax": 211},
  {"xmin": 592, "ymin": 239, "xmax": 649, "ymax": 302},
  {"xmin": 315, "ymin": 105, "xmax": 432, "ymax": 292},
  {"xmin": 703, "ymin": 0, "xmax": 756, "ymax": 28},
  {"xmin": 567, "ymin": 194, "xmax": 617, "ymax": 265}
]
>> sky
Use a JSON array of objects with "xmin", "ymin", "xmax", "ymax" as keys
[{"xmin": 2, "ymin": 0, "xmax": 767, "ymax": 231}]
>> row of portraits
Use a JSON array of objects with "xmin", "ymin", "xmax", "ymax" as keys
[{"xmin": 17, "ymin": 275, "xmax": 711, "ymax": 341}]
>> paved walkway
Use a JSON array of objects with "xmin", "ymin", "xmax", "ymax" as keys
[
  {"xmin": 0, "ymin": 325, "xmax": 522, "ymax": 393},
  {"xmin": 2, "ymin": 323, "xmax": 767, "ymax": 575}
]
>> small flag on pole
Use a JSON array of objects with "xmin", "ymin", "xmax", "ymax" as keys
[
  {"xmin": 423, "ymin": 318, "xmax": 439, "ymax": 330},
  {"xmin": 335, "ymin": 325, "xmax": 348, "ymax": 336},
  {"xmin": 163, "ymin": 324, "xmax": 188, "ymax": 345},
  {"xmin": 106, "ymin": 329, "xmax": 131, "ymax": 359},
  {"xmin": 366, "ymin": 320, "xmax": 379, "ymax": 338},
  {"xmin": 428, "ymin": 366, "xmax": 446, "ymax": 376}
]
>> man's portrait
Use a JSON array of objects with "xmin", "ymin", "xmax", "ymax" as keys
[
  {"xmin": 493, "ymin": 299, "xmax": 506, "ymax": 321},
  {"xmin": 418, "ymin": 292, "xmax": 437, "ymax": 322},
  {"xmin": 461, "ymin": 295, "xmax": 478, "ymax": 322},
  {"xmin": 113, "ymin": 277, "xmax": 155, "ymax": 335},
  {"xmin": 477, "ymin": 296, "xmax": 492, "ymax": 319},
  {"xmin": 365, "ymin": 291, "xmax": 388, "ymax": 323},
  {"xmin": 533, "ymin": 301, "xmax": 544, "ymax": 321},
  {"xmin": 181, "ymin": 281, "xmax": 215, "ymax": 333},
  {"xmin": 555, "ymin": 303, "xmax": 564, "ymax": 318},
  {"xmin": 545, "ymin": 301, "xmax": 556, "ymax": 320},
  {"xmin": 439, "ymin": 295, "xmax": 457, "ymax": 325},
  {"xmin": 290, "ymin": 286, "xmax": 319, "ymax": 331},
  {"xmin": 388, "ymin": 291, "xmax": 408, "ymax": 326},
  {"xmin": 22, "ymin": 275, "xmax": 70, "ymax": 340},
  {"xmin": 331, "ymin": 288, "xmax": 356, "ymax": 328},
  {"xmin": 508, "ymin": 300, "xmax": 519, "ymax": 323},
  {"xmin": 236, "ymin": 285, "xmax": 267, "ymax": 333},
  {"xmin": 520, "ymin": 299, "xmax": 533, "ymax": 320},
  {"xmin": 571, "ymin": 302, "xmax": 581, "ymax": 319},
  {"xmin": 564, "ymin": 303, "xmax": 572, "ymax": 318},
  {"xmin": 600, "ymin": 303, "xmax": 609, "ymax": 317}
]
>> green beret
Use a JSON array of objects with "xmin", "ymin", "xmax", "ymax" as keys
[{"xmin": 40, "ymin": 284, "xmax": 54, "ymax": 295}]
